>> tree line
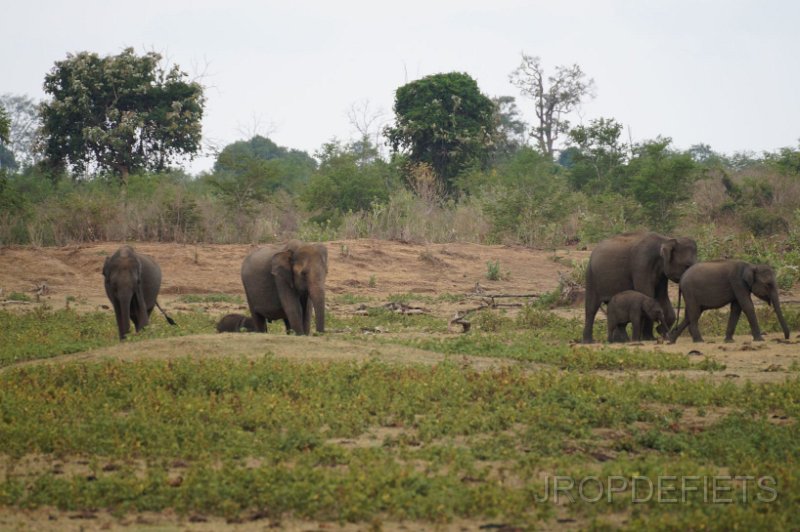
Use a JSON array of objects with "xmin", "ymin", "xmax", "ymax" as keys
[{"xmin": 1, "ymin": 48, "xmax": 800, "ymax": 254}]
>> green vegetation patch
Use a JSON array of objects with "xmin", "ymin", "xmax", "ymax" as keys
[
  {"xmin": 0, "ymin": 308, "xmax": 216, "ymax": 367},
  {"xmin": 398, "ymin": 332, "xmax": 697, "ymax": 371},
  {"xmin": 176, "ymin": 293, "xmax": 244, "ymax": 304},
  {"xmin": 0, "ymin": 358, "xmax": 798, "ymax": 527}
]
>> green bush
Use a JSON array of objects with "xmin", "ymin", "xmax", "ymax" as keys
[
  {"xmin": 576, "ymin": 192, "xmax": 644, "ymax": 244},
  {"xmin": 741, "ymin": 207, "xmax": 788, "ymax": 236},
  {"xmin": 486, "ymin": 260, "xmax": 501, "ymax": 280},
  {"xmin": 301, "ymin": 141, "xmax": 396, "ymax": 225}
]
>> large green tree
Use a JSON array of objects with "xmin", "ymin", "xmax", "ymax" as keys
[
  {"xmin": 563, "ymin": 117, "xmax": 627, "ymax": 192},
  {"xmin": 384, "ymin": 72, "xmax": 497, "ymax": 193},
  {"xmin": 39, "ymin": 48, "xmax": 204, "ymax": 184},
  {"xmin": 626, "ymin": 138, "xmax": 696, "ymax": 230},
  {"xmin": 491, "ymin": 95, "xmax": 528, "ymax": 163},
  {"xmin": 210, "ymin": 136, "xmax": 316, "ymax": 212},
  {"xmin": 302, "ymin": 140, "xmax": 395, "ymax": 224}
]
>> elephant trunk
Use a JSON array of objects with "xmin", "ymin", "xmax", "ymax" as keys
[
  {"xmin": 771, "ymin": 289, "xmax": 791, "ymax": 340},
  {"xmin": 118, "ymin": 292, "xmax": 132, "ymax": 340},
  {"xmin": 310, "ymin": 285, "xmax": 325, "ymax": 333}
]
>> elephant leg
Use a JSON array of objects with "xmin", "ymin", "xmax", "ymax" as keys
[
  {"xmin": 687, "ymin": 307, "xmax": 704, "ymax": 343},
  {"xmin": 631, "ymin": 314, "xmax": 643, "ymax": 341},
  {"xmin": 302, "ymin": 297, "xmax": 311, "ymax": 335},
  {"xmin": 736, "ymin": 294, "xmax": 763, "ymax": 341},
  {"xmin": 668, "ymin": 317, "xmax": 689, "ymax": 343},
  {"xmin": 275, "ymin": 284, "xmax": 305, "ymax": 335},
  {"xmin": 606, "ymin": 316, "xmax": 617, "ymax": 342},
  {"xmin": 131, "ymin": 300, "xmax": 145, "ymax": 333},
  {"xmin": 725, "ymin": 302, "xmax": 742, "ymax": 342},
  {"xmin": 640, "ymin": 315, "xmax": 655, "ymax": 341},
  {"xmin": 283, "ymin": 318, "xmax": 292, "ymax": 335},
  {"xmin": 252, "ymin": 313, "xmax": 267, "ymax": 333},
  {"xmin": 583, "ymin": 292, "xmax": 601, "ymax": 344},
  {"xmin": 647, "ymin": 288, "xmax": 674, "ymax": 340}
]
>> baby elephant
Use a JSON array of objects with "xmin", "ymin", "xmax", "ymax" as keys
[
  {"xmin": 607, "ymin": 290, "xmax": 668, "ymax": 342},
  {"xmin": 670, "ymin": 260, "xmax": 790, "ymax": 343},
  {"xmin": 216, "ymin": 313, "xmax": 256, "ymax": 333}
]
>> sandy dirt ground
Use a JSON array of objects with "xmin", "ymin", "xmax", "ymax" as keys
[
  {"xmin": 0, "ymin": 239, "xmax": 579, "ymax": 306},
  {"xmin": 1, "ymin": 239, "xmax": 800, "ymax": 384}
]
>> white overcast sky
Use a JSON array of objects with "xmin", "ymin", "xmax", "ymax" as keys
[{"xmin": 2, "ymin": 0, "xmax": 799, "ymax": 173}]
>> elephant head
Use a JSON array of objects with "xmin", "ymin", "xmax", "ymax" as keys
[
  {"xmin": 643, "ymin": 299, "xmax": 668, "ymax": 339},
  {"xmin": 103, "ymin": 246, "xmax": 149, "ymax": 340},
  {"xmin": 660, "ymin": 237, "xmax": 698, "ymax": 283},
  {"xmin": 271, "ymin": 243, "xmax": 328, "ymax": 334},
  {"xmin": 744, "ymin": 264, "xmax": 790, "ymax": 339}
]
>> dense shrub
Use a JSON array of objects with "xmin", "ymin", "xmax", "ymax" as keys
[{"xmin": 2, "ymin": 139, "xmax": 800, "ymax": 278}]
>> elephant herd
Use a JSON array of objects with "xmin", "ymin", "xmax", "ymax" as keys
[
  {"xmin": 103, "ymin": 231, "xmax": 791, "ymax": 345},
  {"xmin": 583, "ymin": 231, "xmax": 791, "ymax": 344},
  {"xmin": 103, "ymin": 240, "xmax": 327, "ymax": 340}
]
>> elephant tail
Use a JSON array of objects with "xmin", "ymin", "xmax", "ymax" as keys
[{"xmin": 155, "ymin": 300, "xmax": 177, "ymax": 326}]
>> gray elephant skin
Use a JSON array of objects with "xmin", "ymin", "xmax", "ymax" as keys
[
  {"xmin": 583, "ymin": 232, "xmax": 697, "ymax": 343},
  {"xmin": 103, "ymin": 245, "xmax": 175, "ymax": 340},
  {"xmin": 670, "ymin": 260, "xmax": 790, "ymax": 343},
  {"xmin": 241, "ymin": 240, "xmax": 328, "ymax": 335},
  {"xmin": 216, "ymin": 313, "xmax": 256, "ymax": 333},
  {"xmin": 607, "ymin": 290, "xmax": 668, "ymax": 343}
]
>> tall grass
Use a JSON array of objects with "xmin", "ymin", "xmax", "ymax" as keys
[{"xmin": 4, "ymin": 162, "xmax": 800, "ymax": 271}]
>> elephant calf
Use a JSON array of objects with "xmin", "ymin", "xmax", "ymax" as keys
[
  {"xmin": 670, "ymin": 260, "xmax": 790, "ymax": 343},
  {"xmin": 607, "ymin": 290, "xmax": 668, "ymax": 343},
  {"xmin": 216, "ymin": 313, "xmax": 256, "ymax": 333}
]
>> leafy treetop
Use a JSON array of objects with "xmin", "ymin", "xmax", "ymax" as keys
[
  {"xmin": 39, "ymin": 48, "xmax": 204, "ymax": 184},
  {"xmin": 0, "ymin": 105, "xmax": 9, "ymax": 144},
  {"xmin": 208, "ymin": 136, "xmax": 317, "ymax": 212},
  {"xmin": 385, "ymin": 72, "xmax": 497, "ymax": 193}
]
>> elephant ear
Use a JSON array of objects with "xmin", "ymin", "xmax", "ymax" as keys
[
  {"xmin": 659, "ymin": 239, "xmax": 677, "ymax": 266},
  {"xmin": 134, "ymin": 255, "xmax": 145, "ymax": 283},
  {"xmin": 755, "ymin": 264, "xmax": 774, "ymax": 283},
  {"xmin": 102, "ymin": 256, "xmax": 111, "ymax": 278},
  {"xmin": 271, "ymin": 250, "xmax": 294, "ymax": 289},
  {"xmin": 315, "ymin": 244, "xmax": 328, "ymax": 273},
  {"xmin": 742, "ymin": 264, "xmax": 755, "ymax": 290}
]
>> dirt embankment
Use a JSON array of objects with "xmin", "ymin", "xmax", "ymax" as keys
[
  {"xmin": 2, "ymin": 240, "xmax": 800, "ymax": 384},
  {"xmin": 0, "ymin": 239, "xmax": 583, "ymax": 309}
]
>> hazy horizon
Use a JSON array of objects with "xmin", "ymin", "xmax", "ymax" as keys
[{"xmin": 3, "ymin": 0, "xmax": 799, "ymax": 173}]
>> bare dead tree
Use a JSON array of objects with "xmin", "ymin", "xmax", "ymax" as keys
[
  {"xmin": 509, "ymin": 53, "xmax": 595, "ymax": 159},
  {"xmin": 346, "ymin": 98, "xmax": 387, "ymax": 158},
  {"xmin": 236, "ymin": 113, "xmax": 278, "ymax": 140}
]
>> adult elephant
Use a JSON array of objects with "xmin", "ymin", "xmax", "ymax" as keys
[
  {"xmin": 669, "ymin": 260, "xmax": 790, "ymax": 343},
  {"xmin": 241, "ymin": 240, "xmax": 327, "ymax": 335},
  {"xmin": 582, "ymin": 232, "xmax": 697, "ymax": 343},
  {"xmin": 103, "ymin": 245, "xmax": 175, "ymax": 340}
]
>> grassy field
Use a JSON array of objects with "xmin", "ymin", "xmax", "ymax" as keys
[{"xmin": 1, "ymin": 299, "xmax": 799, "ymax": 530}]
